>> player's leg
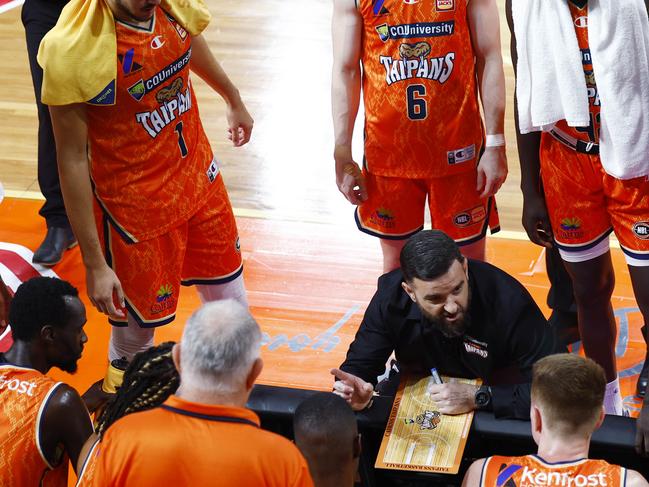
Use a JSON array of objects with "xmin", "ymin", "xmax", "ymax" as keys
[
  {"xmin": 629, "ymin": 266, "xmax": 649, "ymax": 397},
  {"xmin": 356, "ymin": 172, "xmax": 427, "ymax": 273},
  {"xmin": 183, "ymin": 177, "xmax": 247, "ymax": 307},
  {"xmin": 426, "ymin": 171, "xmax": 499, "ymax": 262}
]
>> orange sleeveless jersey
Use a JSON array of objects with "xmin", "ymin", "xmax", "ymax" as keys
[
  {"xmin": 359, "ymin": 0, "xmax": 483, "ymax": 179},
  {"xmin": 553, "ymin": 2, "xmax": 600, "ymax": 144},
  {"xmin": 481, "ymin": 455, "xmax": 625, "ymax": 487},
  {"xmin": 84, "ymin": 395, "xmax": 313, "ymax": 487},
  {"xmin": 0, "ymin": 364, "xmax": 68, "ymax": 487},
  {"xmin": 86, "ymin": 10, "xmax": 217, "ymax": 243}
]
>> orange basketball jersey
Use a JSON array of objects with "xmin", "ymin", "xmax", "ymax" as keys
[
  {"xmin": 86, "ymin": 9, "xmax": 218, "ymax": 243},
  {"xmin": 552, "ymin": 2, "xmax": 600, "ymax": 145},
  {"xmin": 359, "ymin": 0, "xmax": 483, "ymax": 179},
  {"xmin": 0, "ymin": 364, "xmax": 68, "ymax": 487},
  {"xmin": 481, "ymin": 455, "xmax": 624, "ymax": 487}
]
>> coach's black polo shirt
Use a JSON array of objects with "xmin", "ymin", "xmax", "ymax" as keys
[{"xmin": 340, "ymin": 260, "xmax": 566, "ymax": 419}]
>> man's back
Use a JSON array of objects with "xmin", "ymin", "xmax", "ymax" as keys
[
  {"xmin": 481, "ymin": 454, "xmax": 623, "ymax": 487},
  {"xmin": 91, "ymin": 395, "xmax": 313, "ymax": 487},
  {"xmin": 0, "ymin": 364, "xmax": 68, "ymax": 487}
]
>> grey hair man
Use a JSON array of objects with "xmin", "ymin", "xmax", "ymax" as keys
[{"xmin": 85, "ymin": 300, "xmax": 314, "ymax": 487}]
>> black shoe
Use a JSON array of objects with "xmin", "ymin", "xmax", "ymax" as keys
[
  {"xmin": 637, "ymin": 355, "xmax": 649, "ymax": 398},
  {"xmin": 32, "ymin": 226, "xmax": 77, "ymax": 267},
  {"xmin": 548, "ymin": 310, "xmax": 580, "ymax": 345}
]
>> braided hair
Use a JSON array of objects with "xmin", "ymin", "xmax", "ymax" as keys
[{"xmin": 96, "ymin": 341, "xmax": 180, "ymax": 437}]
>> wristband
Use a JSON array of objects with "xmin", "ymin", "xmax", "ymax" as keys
[{"xmin": 485, "ymin": 134, "xmax": 505, "ymax": 148}]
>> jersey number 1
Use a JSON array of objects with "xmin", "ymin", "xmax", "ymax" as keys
[
  {"xmin": 175, "ymin": 121, "xmax": 188, "ymax": 158},
  {"xmin": 406, "ymin": 84, "xmax": 427, "ymax": 121}
]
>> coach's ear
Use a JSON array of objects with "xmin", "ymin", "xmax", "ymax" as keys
[
  {"xmin": 246, "ymin": 357, "xmax": 263, "ymax": 391},
  {"xmin": 172, "ymin": 343, "xmax": 181, "ymax": 373}
]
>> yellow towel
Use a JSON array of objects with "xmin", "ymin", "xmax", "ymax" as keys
[{"xmin": 37, "ymin": 0, "xmax": 211, "ymax": 106}]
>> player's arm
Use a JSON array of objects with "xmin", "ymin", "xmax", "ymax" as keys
[
  {"xmin": 331, "ymin": 0, "xmax": 367, "ymax": 205},
  {"xmin": 461, "ymin": 458, "xmax": 486, "ymax": 487},
  {"xmin": 505, "ymin": 0, "xmax": 552, "ymax": 248},
  {"xmin": 49, "ymin": 104, "xmax": 125, "ymax": 318},
  {"xmin": 40, "ymin": 384, "xmax": 93, "ymax": 473},
  {"xmin": 189, "ymin": 34, "xmax": 253, "ymax": 146},
  {"xmin": 627, "ymin": 470, "xmax": 649, "ymax": 487},
  {"xmin": 467, "ymin": 0, "xmax": 507, "ymax": 198}
]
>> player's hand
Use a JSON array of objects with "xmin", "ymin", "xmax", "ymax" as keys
[
  {"xmin": 334, "ymin": 146, "xmax": 367, "ymax": 205},
  {"xmin": 81, "ymin": 379, "xmax": 114, "ymax": 414},
  {"xmin": 476, "ymin": 146, "xmax": 507, "ymax": 199},
  {"xmin": 0, "ymin": 278, "xmax": 11, "ymax": 329},
  {"xmin": 636, "ymin": 400, "xmax": 649, "ymax": 456},
  {"xmin": 331, "ymin": 368, "xmax": 374, "ymax": 411},
  {"xmin": 522, "ymin": 190, "xmax": 554, "ymax": 248},
  {"xmin": 226, "ymin": 101, "xmax": 254, "ymax": 147},
  {"xmin": 427, "ymin": 382, "xmax": 479, "ymax": 415},
  {"xmin": 86, "ymin": 264, "xmax": 125, "ymax": 319}
]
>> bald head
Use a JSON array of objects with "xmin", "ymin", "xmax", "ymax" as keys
[{"xmin": 179, "ymin": 300, "xmax": 261, "ymax": 394}]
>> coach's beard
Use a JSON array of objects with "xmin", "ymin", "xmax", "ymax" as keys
[{"xmin": 420, "ymin": 289, "xmax": 472, "ymax": 339}]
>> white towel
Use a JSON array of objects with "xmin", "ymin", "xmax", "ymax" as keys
[
  {"xmin": 512, "ymin": 0, "xmax": 590, "ymax": 133},
  {"xmin": 589, "ymin": 0, "xmax": 649, "ymax": 179},
  {"xmin": 513, "ymin": 0, "xmax": 649, "ymax": 179}
]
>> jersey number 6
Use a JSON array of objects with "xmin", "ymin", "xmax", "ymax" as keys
[{"xmin": 406, "ymin": 84, "xmax": 427, "ymax": 121}]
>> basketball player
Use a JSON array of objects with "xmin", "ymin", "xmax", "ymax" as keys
[
  {"xmin": 0, "ymin": 277, "xmax": 93, "ymax": 486},
  {"xmin": 506, "ymin": 0, "xmax": 649, "ymax": 421},
  {"xmin": 462, "ymin": 354, "xmax": 648, "ymax": 487},
  {"xmin": 332, "ymin": 0, "xmax": 507, "ymax": 272},
  {"xmin": 40, "ymin": 0, "xmax": 253, "ymax": 390}
]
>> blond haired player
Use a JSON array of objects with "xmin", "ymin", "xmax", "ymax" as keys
[
  {"xmin": 332, "ymin": 0, "xmax": 507, "ymax": 272},
  {"xmin": 462, "ymin": 354, "xmax": 649, "ymax": 487}
]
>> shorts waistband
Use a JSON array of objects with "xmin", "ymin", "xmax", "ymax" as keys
[{"xmin": 549, "ymin": 127, "xmax": 599, "ymax": 155}]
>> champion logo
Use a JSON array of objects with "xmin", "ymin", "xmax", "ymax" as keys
[
  {"xmin": 574, "ymin": 16, "xmax": 588, "ymax": 28},
  {"xmin": 404, "ymin": 0, "xmax": 418, "ymax": 4},
  {"xmin": 151, "ymin": 35, "xmax": 165, "ymax": 49}
]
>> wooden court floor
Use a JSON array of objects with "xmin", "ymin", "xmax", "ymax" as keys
[{"xmin": 0, "ymin": 0, "xmax": 645, "ymax": 434}]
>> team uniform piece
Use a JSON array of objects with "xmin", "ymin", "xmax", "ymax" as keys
[
  {"xmin": 540, "ymin": 2, "xmax": 649, "ymax": 266},
  {"xmin": 355, "ymin": 0, "xmax": 499, "ymax": 242},
  {"xmin": 87, "ymin": 11, "xmax": 242, "ymax": 327},
  {"xmin": 0, "ymin": 363, "xmax": 68, "ymax": 487}
]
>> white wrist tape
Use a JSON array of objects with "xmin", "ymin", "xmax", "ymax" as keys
[{"xmin": 485, "ymin": 134, "xmax": 506, "ymax": 148}]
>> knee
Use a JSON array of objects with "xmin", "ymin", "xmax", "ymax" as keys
[{"xmin": 572, "ymin": 271, "xmax": 615, "ymax": 306}]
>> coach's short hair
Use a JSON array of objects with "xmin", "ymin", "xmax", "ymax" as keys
[
  {"xmin": 9, "ymin": 277, "xmax": 79, "ymax": 341},
  {"xmin": 400, "ymin": 230, "xmax": 464, "ymax": 283},
  {"xmin": 532, "ymin": 354, "xmax": 606, "ymax": 436},
  {"xmin": 180, "ymin": 300, "xmax": 261, "ymax": 394}
]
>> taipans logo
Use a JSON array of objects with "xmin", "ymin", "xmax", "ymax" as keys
[
  {"xmin": 633, "ymin": 222, "xmax": 649, "ymax": 240},
  {"xmin": 560, "ymin": 217, "xmax": 582, "ymax": 231},
  {"xmin": 575, "ymin": 16, "xmax": 588, "ymax": 28},
  {"xmin": 404, "ymin": 410, "xmax": 441, "ymax": 430},
  {"xmin": 464, "ymin": 341, "xmax": 488, "ymax": 358},
  {"xmin": 156, "ymin": 77, "xmax": 184, "ymax": 104},
  {"xmin": 453, "ymin": 206, "xmax": 486, "ymax": 227},
  {"xmin": 372, "ymin": 0, "xmax": 389, "ymax": 16},
  {"xmin": 151, "ymin": 35, "xmax": 165, "ymax": 49},
  {"xmin": 436, "ymin": 0, "xmax": 455, "ymax": 12},
  {"xmin": 119, "ymin": 48, "xmax": 143, "ymax": 76}
]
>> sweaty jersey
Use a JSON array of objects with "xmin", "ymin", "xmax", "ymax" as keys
[
  {"xmin": 86, "ymin": 9, "xmax": 217, "ymax": 243},
  {"xmin": 0, "ymin": 364, "xmax": 68, "ymax": 487},
  {"xmin": 552, "ymin": 1, "xmax": 601, "ymax": 146},
  {"xmin": 480, "ymin": 455, "xmax": 625, "ymax": 487},
  {"xmin": 359, "ymin": 0, "xmax": 483, "ymax": 179}
]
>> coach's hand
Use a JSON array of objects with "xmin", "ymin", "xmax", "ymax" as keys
[
  {"xmin": 636, "ymin": 401, "xmax": 649, "ymax": 456},
  {"xmin": 427, "ymin": 382, "xmax": 479, "ymax": 415},
  {"xmin": 476, "ymin": 146, "xmax": 507, "ymax": 199},
  {"xmin": 0, "ymin": 278, "xmax": 11, "ymax": 328},
  {"xmin": 522, "ymin": 190, "xmax": 554, "ymax": 248},
  {"xmin": 87, "ymin": 264, "xmax": 125, "ymax": 319},
  {"xmin": 226, "ymin": 101, "xmax": 254, "ymax": 147},
  {"xmin": 334, "ymin": 145, "xmax": 367, "ymax": 205},
  {"xmin": 331, "ymin": 368, "xmax": 374, "ymax": 411}
]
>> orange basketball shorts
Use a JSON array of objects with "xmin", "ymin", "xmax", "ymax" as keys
[
  {"xmin": 95, "ymin": 174, "xmax": 243, "ymax": 327},
  {"xmin": 540, "ymin": 134, "xmax": 649, "ymax": 266},
  {"xmin": 355, "ymin": 169, "xmax": 500, "ymax": 245}
]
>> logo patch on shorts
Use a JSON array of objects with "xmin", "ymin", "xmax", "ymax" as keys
[
  {"xmin": 151, "ymin": 284, "xmax": 174, "ymax": 314},
  {"xmin": 453, "ymin": 206, "xmax": 486, "ymax": 227},
  {"xmin": 436, "ymin": 0, "xmax": 455, "ymax": 12},
  {"xmin": 447, "ymin": 144, "xmax": 475, "ymax": 165},
  {"xmin": 235, "ymin": 236, "xmax": 241, "ymax": 253},
  {"xmin": 559, "ymin": 217, "xmax": 584, "ymax": 239},
  {"xmin": 369, "ymin": 207, "xmax": 396, "ymax": 229},
  {"xmin": 633, "ymin": 222, "xmax": 649, "ymax": 240},
  {"xmin": 206, "ymin": 159, "xmax": 219, "ymax": 183}
]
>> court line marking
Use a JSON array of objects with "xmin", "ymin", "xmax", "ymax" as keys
[{"xmin": 2, "ymin": 190, "xmax": 621, "ymax": 248}]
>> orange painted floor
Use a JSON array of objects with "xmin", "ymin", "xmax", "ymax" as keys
[{"xmin": 0, "ymin": 197, "xmax": 645, "ymax": 418}]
